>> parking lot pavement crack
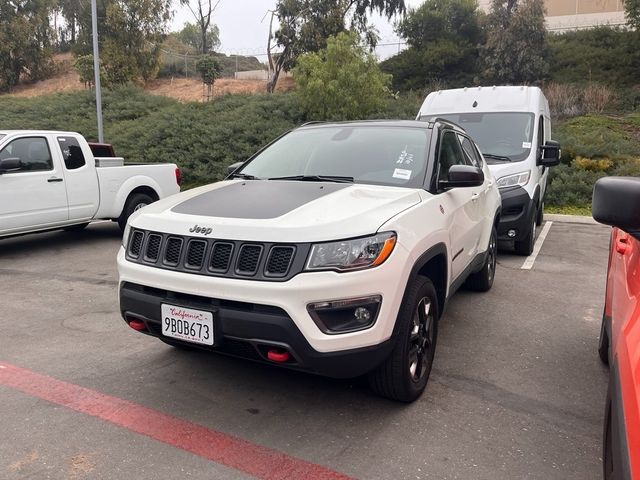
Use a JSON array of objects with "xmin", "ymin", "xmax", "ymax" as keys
[
  {"xmin": 0, "ymin": 268, "xmax": 117, "ymax": 287},
  {"xmin": 432, "ymin": 369, "xmax": 600, "ymax": 436}
]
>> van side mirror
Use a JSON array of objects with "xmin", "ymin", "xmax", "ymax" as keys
[
  {"xmin": 227, "ymin": 161, "xmax": 244, "ymax": 175},
  {"xmin": 439, "ymin": 165, "xmax": 484, "ymax": 190},
  {"xmin": 539, "ymin": 140, "xmax": 561, "ymax": 167},
  {"xmin": 593, "ymin": 177, "xmax": 640, "ymax": 232},
  {"xmin": 0, "ymin": 157, "xmax": 21, "ymax": 174}
]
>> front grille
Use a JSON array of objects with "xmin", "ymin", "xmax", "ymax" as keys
[
  {"xmin": 185, "ymin": 240, "xmax": 207, "ymax": 269},
  {"xmin": 265, "ymin": 246, "xmax": 295, "ymax": 276},
  {"xmin": 209, "ymin": 242, "xmax": 233, "ymax": 272},
  {"xmin": 236, "ymin": 244, "xmax": 262, "ymax": 275},
  {"xmin": 130, "ymin": 231, "xmax": 144, "ymax": 258},
  {"xmin": 164, "ymin": 237, "xmax": 183, "ymax": 266},
  {"xmin": 145, "ymin": 234, "xmax": 162, "ymax": 261},
  {"xmin": 126, "ymin": 229, "xmax": 308, "ymax": 282}
]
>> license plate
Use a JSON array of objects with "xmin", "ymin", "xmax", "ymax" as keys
[{"xmin": 161, "ymin": 304, "xmax": 214, "ymax": 346}]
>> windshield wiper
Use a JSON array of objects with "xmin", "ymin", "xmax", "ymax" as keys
[
  {"xmin": 483, "ymin": 153, "xmax": 512, "ymax": 162},
  {"xmin": 268, "ymin": 175, "xmax": 354, "ymax": 183},
  {"xmin": 228, "ymin": 172, "xmax": 259, "ymax": 180}
]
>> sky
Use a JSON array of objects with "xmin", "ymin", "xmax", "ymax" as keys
[{"xmin": 171, "ymin": 0, "xmax": 425, "ymax": 60}]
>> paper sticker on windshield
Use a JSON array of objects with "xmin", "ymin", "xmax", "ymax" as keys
[
  {"xmin": 397, "ymin": 147, "xmax": 414, "ymax": 165},
  {"xmin": 393, "ymin": 168, "xmax": 412, "ymax": 180},
  {"xmin": 522, "ymin": 142, "xmax": 532, "ymax": 149}
]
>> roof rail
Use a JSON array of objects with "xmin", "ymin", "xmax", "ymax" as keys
[
  {"xmin": 420, "ymin": 116, "xmax": 465, "ymax": 132},
  {"xmin": 299, "ymin": 121, "xmax": 328, "ymax": 127}
]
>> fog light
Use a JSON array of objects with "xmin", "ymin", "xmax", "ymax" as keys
[
  {"xmin": 507, "ymin": 229, "xmax": 516, "ymax": 238},
  {"xmin": 354, "ymin": 307, "xmax": 371, "ymax": 323},
  {"xmin": 308, "ymin": 295, "xmax": 382, "ymax": 334}
]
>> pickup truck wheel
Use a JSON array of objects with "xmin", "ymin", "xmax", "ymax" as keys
[
  {"xmin": 514, "ymin": 213, "xmax": 536, "ymax": 256},
  {"xmin": 118, "ymin": 193, "xmax": 154, "ymax": 231},
  {"xmin": 63, "ymin": 222, "xmax": 89, "ymax": 232},
  {"xmin": 368, "ymin": 276, "xmax": 438, "ymax": 402},
  {"xmin": 465, "ymin": 227, "xmax": 497, "ymax": 292},
  {"xmin": 536, "ymin": 202, "xmax": 544, "ymax": 226}
]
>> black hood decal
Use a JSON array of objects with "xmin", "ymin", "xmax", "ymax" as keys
[{"xmin": 171, "ymin": 181, "xmax": 350, "ymax": 219}]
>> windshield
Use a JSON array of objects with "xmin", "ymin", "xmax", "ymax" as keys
[
  {"xmin": 422, "ymin": 112, "xmax": 535, "ymax": 162},
  {"xmin": 238, "ymin": 126, "xmax": 430, "ymax": 188}
]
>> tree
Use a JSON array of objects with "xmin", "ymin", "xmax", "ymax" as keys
[
  {"xmin": 267, "ymin": 0, "xmax": 405, "ymax": 93},
  {"xmin": 382, "ymin": 0, "xmax": 483, "ymax": 90},
  {"xmin": 481, "ymin": 0, "xmax": 549, "ymax": 84},
  {"xmin": 293, "ymin": 31, "xmax": 391, "ymax": 120},
  {"xmin": 179, "ymin": 0, "xmax": 222, "ymax": 54},
  {"xmin": 195, "ymin": 54, "xmax": 221, "ymax": 101},
  {"xmin": 74, "ymin": 54, "xmax": 94, "ymax": 88},
  {"xmin": 74, "ymin": 0, "xmax": 173, "ymax": 85},
  {"xmin": 178, "ymin": 21, "xmax": 220, "ymax": 53},
  {"xmin": 0, "ymin": 0, "xmax": 56, "ymax": 91},
  {"xmin": 626, "ymin": 0, "xmax": 640, "ymax": 29}
]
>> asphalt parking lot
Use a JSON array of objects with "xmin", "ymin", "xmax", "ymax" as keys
[{"xmin": 0, "ymin": 218, "xmax": 610, "ymax": 480}]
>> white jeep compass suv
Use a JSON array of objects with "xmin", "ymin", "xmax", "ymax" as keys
[{"xmin": 118, "ymin": 120, "xmax": 501, "ymax": 402}]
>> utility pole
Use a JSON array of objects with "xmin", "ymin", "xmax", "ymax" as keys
[{"xmin": 91, "ymin": 0, "xmax": 104, "ymax": 143}]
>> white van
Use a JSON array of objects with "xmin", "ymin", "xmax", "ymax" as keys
[{"xmin": 417, "ymin": 86, "xmax": 560, "ymax": 255}]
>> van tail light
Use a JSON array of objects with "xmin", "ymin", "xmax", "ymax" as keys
[{"xmin": 175, "ymin": 167, "xmax": 182, "ymax": 187}]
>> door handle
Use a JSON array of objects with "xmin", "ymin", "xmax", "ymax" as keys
[
  {"xmin": 616, "ymin": 233, "xmax": 631, "ymax": 255},
  {"xmin": 471, "ymin": 193, "xmax": 480, "ymax": 201},
  {"xmin": 47, "ymin": 177, "xmax": 63, "ymax": 183}
]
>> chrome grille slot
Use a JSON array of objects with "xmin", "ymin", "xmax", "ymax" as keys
[
  {"xmin": 265, "ymin": 246, "xmax": 295, "ymax": 277},
  {"xmin": 129, "ymin": 230, "xmax": 144, "ymax": 258},
  {"xmin": 185, "ymin": 240, "xmax": 207, "ymax": 270},
  {"xmin": 209, "ymin": 242, "xmax": 233, "ymax": 272},
  {"xmin": 236, "ymin": 244, "xmax": 262, "ymax": 275},
  {"xmin": 164, "ymin": 237, "xmax": 183, "ymax": 266},
  {"xmin": 144, "ymin": 234, "xmax": 162, "ymax": 262}
]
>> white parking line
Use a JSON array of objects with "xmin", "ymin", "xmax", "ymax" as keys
[{"xmin": 521, "ymin": 221, "xmax": 553, "ymax": 270}]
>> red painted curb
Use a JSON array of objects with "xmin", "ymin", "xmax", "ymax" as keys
[{"xmin": 0, "ymin": 363, "xmax": 353, "ymax": 480}]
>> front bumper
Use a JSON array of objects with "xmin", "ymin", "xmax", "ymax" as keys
[
  {"xmin": 117, "ymin": 243, "xmax": 411, "ymax": 374},
  {"xmin": 497, "ymin": 186, "xmax": 536, "ymax": 241},
  {"xmin": 119, "ymin": 282, "xmax": 394, "ymax": 378}
]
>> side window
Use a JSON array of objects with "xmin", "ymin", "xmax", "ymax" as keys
[
  {"xmin": 437, "ymin": 131, "xmax": 467, "ymax": 183},
  {"xmin": 58, "ymin": 136, "xmax": 86, "ymax": 170},
  {"xmin": 537, "ymin": 115, "xmax": 544, "ymax": 147},
  {"xmin": 0, "ymin": 137, "xmax": 53, "ymax": 172},
  {"xmin": 457, "ymin": 134, "xmax": 480, "ymax": 168}
]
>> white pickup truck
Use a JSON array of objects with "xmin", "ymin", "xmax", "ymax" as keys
[{"xmin": 0, "ymin": 130, "xmax": 181, "ymax": 238}]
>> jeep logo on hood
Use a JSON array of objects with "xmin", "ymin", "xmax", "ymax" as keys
[{"xmin": 189, "ymin": 225, "xmax": 213, "ymax": 236}]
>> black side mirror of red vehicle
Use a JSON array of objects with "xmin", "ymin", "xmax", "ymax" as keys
[
  {"xmin": 592, "ymin": 176, "xmax": 640, "ymax": 232},
  {"xmin": 538, "ymin": 140, "xmax": 561, "ymax": 167},
  {"xmin": 0, "ymin": 157, "xmax": 21, "ymax": 174},
  {"xmin": 439, "ymin": 165, "xmax": 484, "ymax": 190}
]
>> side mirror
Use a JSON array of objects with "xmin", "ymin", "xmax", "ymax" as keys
[
  {"xmin": 440, "ymin": 165, "xmax": 484, "ymax": 190},
  {"xmin": 593, "ymin": 176, "xmax": 640, "ymax": 231},
  {"xmin": 539, "ymin": 140, "xmax": 561, "ymax": 167},
  {"xmin": 227, "ymin": 161, "xmax": 244, "ymax": 175},
  {"xmin": 0, "ymin": 157, "xmax": 21, "ymax": 174}
]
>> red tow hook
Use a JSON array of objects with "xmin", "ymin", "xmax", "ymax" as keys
[
  {"xmin": 267, "ymin": 349, "xmax": 291, "ymax": 363},
  {"xmin": 128, "ymin": 319, "xmax": 147, "ymax": 332}
]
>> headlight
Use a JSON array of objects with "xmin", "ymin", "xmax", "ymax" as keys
[
  {"xmin": 122, "ymin": 222, "xmax": 131, "ymax": 249},
  {"xmin": 496, "ymin": 171, "xmax": 531, "ymax": 189},
  {"xmin": 305, "ymin": 232, "xmax": 396, "ymax": 271}
]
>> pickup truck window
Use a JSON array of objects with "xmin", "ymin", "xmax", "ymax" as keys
[
  {"xmin": 57, "ymin": 137, "xmax": 86, "ymax": 170},
  {"xmin": 239, "ymin": 126, "xmax": 430, "ymax": 188},
  {"xmin": 0, "ymin": 137, "xmax": 53, "ymax": 172}
]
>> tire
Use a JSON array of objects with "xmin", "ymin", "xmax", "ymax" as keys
[
  {"xmin": 598, "ymin": 314, "xmax": 610, "ymax": 365},
  {"xmin": 514, "ymin": 213, "xmax": 536, "ymax": 256},
  {"xmin": 536, "ymin": 201, "xmax": 544, "ymax": 226},
  {"xmin": 466, "ymin": 227, "xmax": 497, "ymax": 292},
  {"xmin": 603, "ymin": 383, "xmax": 613, "ymax": 480},
  {"xmin": 118, "ymin": 193, "xmax": 154, "ymax": 231},
  {"xmin": 63, "ymin": 222, "xmax": 89, "ymax": 232},
  {"xmin": 368, "ymin": 276, "xmax": 439, "ymax": 402}
]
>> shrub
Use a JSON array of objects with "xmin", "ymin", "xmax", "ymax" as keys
[{"xmin": 544, "ymin": 83, "xmax": 616, "ymax": 119}]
